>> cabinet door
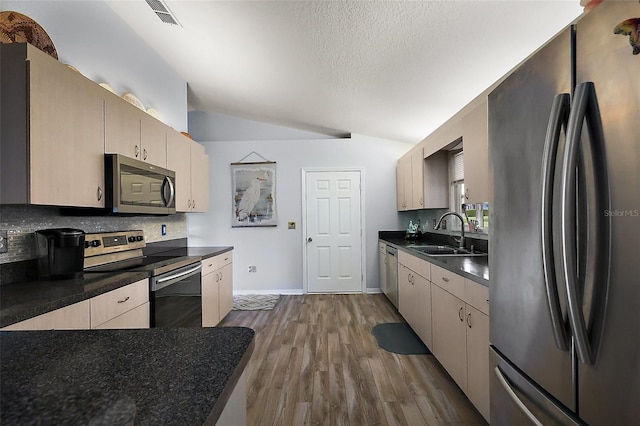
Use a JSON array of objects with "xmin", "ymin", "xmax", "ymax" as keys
[
  {"xmin": 140, "ymin": 113, "xmax": 167, "ymax": 167},
  {"xmin": 202, "ymin": 270, "xmax": 220, "ymax": 327},
  {"xmin": 190, "ymin": 141, "xmax": 209, "ymax": 212},
  {"xmin": 431, "ymin": 284, "xmax": 467, "ymax": 392},
  {"xmin": 398, "ymin": 264, "xmax": 413, "ymax": 322},
  {"xmin": 94, "ymin": 302, "xmax": 150, "ymax": 329},
  {"xmin": 28, "ymin": 48, "xmax": 104, "ymax": 208},
  {"xmin": 104, "ymin": 94, "xmax": 141, "ymax": 160},
  {"xmin": 414, "ymin": 273, "xmax": 432, "ymax": 349},
  {"xmin": 402, "ymin": 155, "xmax": 413, "ymax": 210},
  {"xmin": 411, "ymin": 149, "xmax": 424, "ymax": 209},
  {"xmin": 218, "ymin": 263, "xmax": 234, "ymax": 321},
  {"xmin": 396, "ymin": 164, "xmax": 405, "ymax": 210},
  {"xmin": 462, "ymin": 100, "xmax": 490, "ymax": 204},
  {"xmin": 167, "ymin": 131, "xmax": 192, "ymax": 212},
  {"xmin": 1, "ymin": 300, "xmax": 90, "ymax": 331},
  {"xmin": 465, "ymin": 304, "xmax": 490, "ymax": 421}
]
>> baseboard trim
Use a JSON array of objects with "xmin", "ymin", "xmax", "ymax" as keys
[
  {"xmin": 233, "ymin": 289, "xmax": 305, "ymax": 296},
  {"xmin": 366, "ymin": 288, "xmax": 383, "ymax": 294}
]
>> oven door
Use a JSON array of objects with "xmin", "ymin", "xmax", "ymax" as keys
[{"xmin": 150, "ymin": 262, "xmax": 202, "ymax": 328}]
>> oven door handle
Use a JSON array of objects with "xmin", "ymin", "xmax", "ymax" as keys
[{"xmin": 152, "ymin": 264, "xmax": 202, "ymax": 291}]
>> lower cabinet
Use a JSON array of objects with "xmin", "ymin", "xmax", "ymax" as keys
[
  {"xmin": 2, "ymin": 279, "xmax": 150, "ymax": 331},
  {"xmin": 90, "ymin": 279, "xmax": 150, "ymax": 329},
  {"xmin": 396, "ymin": 249, "xmax": 490, "ymax": 421},
  {"xmin": 202, "ymin": 251, "xmax": 234, "ymax": 327},
  {"xmin": 431, "ymin": 276, "xmax": 490, "ymax": 421},
  {"xmin": 1, "ymin": 300, "xmax": 91, "ymax": 331},
  {"xmin": 398, "ymin": 263, "xmax": 432, "ymax": 348}
]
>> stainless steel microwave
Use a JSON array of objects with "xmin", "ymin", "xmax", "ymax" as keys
[{"xmin": 105, "ymin": 154, "xmax": 176, "ymax": 214}]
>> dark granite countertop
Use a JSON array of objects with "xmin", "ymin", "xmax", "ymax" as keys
[
  {"xmin": 0, "ymin": 327, "xmax": 254, "ymax": 425},
  {"xmin": 154, "ymin": 246, "xmax": 233, "ymax": 260},
  {"xmin": 0, "ymin": 272, "xmax": 149, "ymax": 328},
  {"xmin": 380, "ymin": 234, "xmax": 490, "ymax": 287}
]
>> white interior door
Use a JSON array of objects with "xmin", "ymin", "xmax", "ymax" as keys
[{"xmin": 305, "ymin": 170, "xmax": 363, "ymax": 293}]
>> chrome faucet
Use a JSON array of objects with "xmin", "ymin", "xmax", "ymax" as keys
[{"xmin": 434, "ymin": 211, "xmax": 465, "ymax": 249}]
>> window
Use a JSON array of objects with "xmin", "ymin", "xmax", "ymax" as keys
[{"xmin": 449, "ymin": 151, "xmax": 465, "ymax": 231}]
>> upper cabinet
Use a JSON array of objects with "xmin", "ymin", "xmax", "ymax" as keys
[
  {"xmin": 1, "ymin": 43, "xmax": 209, "ymax": 212},
  {"xmin": 1, "ymin": 43, "xmax": 105, "ymax": 208},
  {"xmin": 397, "ymin": 146, "xmax": 448, "ymax": 212},
  {"xmin": 167, "ymin": 133, "xmax": 209, "ymax": 213},
  {"xmin": 105, "ymin": 95, "xmax": 167, "ymax": 168},
  {"xmin": 461, "ymin": 99, "xmax": 491, "ymax": 204}
]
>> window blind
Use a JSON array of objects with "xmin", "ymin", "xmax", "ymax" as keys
[{"xmin": 453, "ymin": 152, "xmax": 464, "ymax": 182}]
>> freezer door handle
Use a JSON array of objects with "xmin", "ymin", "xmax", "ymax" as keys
[
  {"xmin": 494, "ymin": 366, "xmax": 544, "ymax": 426},
  {"xmin": 562, "ymin": 82, "xmax": 611, "ymax": 366},
  {"xmin": 541, "ymin": 93, "xmax": 571, "ymax": 352}
]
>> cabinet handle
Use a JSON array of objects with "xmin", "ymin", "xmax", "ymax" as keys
[
  {"xmin": 458, "ymin": 306, "xmax": 464, "ymax": 321},
  {"xmin": 208, "ymin": 263, "xmax": 213, "ymax": 268},
  {"xmin": 188, "ymin": 199, "xmax": 192, "ymax": 208},
  {"xmin": 143, "ymin": 149, "xmax": 148, "ymax": 160},
  {"xmin": 467, "ymin": 311, "xmax": 472, "ymax": 328},
  {"xmin": 442, "ymin": 277, "xmax": 450, "ymax": 283},
  {"xmin": 192, "ymin": 199, "xmax": 196, "ymax": 209},
  {"xmin": 97, "ymin": 186, "xmax": 103, "ymax": 201},
  {"xmin": 117, "ymin": 296, "xmax": 130, "ymax": 304},
  {"xmin": 135, "ymin": 145, "xmax": 140, "ymax": 158},
  {"xmin": 465, "ymin": 188, "xmax": 470, "ymax": 200}
]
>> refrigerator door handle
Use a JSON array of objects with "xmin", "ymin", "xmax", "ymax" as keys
[
  {"xmin": 541, "ymin": 93, "xmax": 571, "ymax": 352},
  {"xmin": 562, "ymin": 82, "xmax": 610, "ymax": 366},
  {"xmin": 494, "ymin": 366, "xmax": 545, "ymax": 426}
]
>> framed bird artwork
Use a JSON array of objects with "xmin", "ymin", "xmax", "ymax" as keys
[{"xmin": 231, "ymin": 159, "xmax": 277, "ymax": 227}]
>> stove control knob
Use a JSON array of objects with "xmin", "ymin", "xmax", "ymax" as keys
[
  {"xmin": 90, "ymin": 240, "xmax": 101, "ymax": 248},
  {"xmin": 136, "ymin": 236, "xmax": 144, "ymax": 242},
  {"xmin": 128, "ymin": 236, "xmax": 136, "ymax": 243},
  {"xmin": 84, "ymin": 241, "xmax": 90, "ymax": 249}
]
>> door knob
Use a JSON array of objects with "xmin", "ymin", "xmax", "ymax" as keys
[{"xmin": 307, "ymin": 237, "xmax": 313, "ymax": 243}]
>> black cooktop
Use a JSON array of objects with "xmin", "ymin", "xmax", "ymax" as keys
[{"xmin": 85, "ymin": 255, "xmax": 201, "ymax": 277}]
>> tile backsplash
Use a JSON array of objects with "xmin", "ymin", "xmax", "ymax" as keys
[{"xmin": 0, "ymin": 205, "xmax": 187, "ymax": 264}]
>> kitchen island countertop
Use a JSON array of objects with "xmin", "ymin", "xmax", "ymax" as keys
[{"xmin": 0, "ymin": 326, "xmax": 254, "ymax": 425}]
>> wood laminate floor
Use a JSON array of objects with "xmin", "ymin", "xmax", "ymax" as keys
[{"xmin": 220, "ymin": 294, "xmax": 487, "ymax": 426}]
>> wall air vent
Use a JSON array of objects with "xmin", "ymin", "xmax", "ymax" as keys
[{"xmin": 145, "ymin": 0, "xmax": 181, "ymax": 26}]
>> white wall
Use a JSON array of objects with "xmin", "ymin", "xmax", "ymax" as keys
[
  {"xmin": 187, "ymin": 112, "xmax": 411, "ymax": 293},
  {"xmin": 2, "ymin": 0, "xmax": 188, "ymax": 131}
]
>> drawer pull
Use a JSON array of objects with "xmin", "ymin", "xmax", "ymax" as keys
[
  {"xmin": 117, "ymin": 296, "xmax": 130, "ymax": 304},
  {"xmin": 442, "ymin": 277, "xmax": 450, "ymax": 282},
  {"xmin": 208, "ymin": 263, "xmax": 213, "ymax": 267}
]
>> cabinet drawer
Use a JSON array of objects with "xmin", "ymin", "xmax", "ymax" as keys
[
  {"xmin": 202, "ymin": 251, "xmax": 233, "ymax": 276},
  {"xmin": 398, "ymin": 250, "xmax": 430, "ymax": 280},
  {"xmin": 465, "ymin": 279, "xmax": 489, "ymax": 315},
  {"xmin": 431, "ymin": 264, "xmax": 465, "ymax": 300},
  {"xmin": 91, "ymin": 279, "xmax": 149, "ymax": 328}
]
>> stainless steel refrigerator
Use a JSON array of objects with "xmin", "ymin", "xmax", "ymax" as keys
[{"xmin": 489, "ymin": 2, "xmax": 639, "ymax": 425}]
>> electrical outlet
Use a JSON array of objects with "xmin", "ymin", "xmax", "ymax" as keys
[
  {"xmin": 247, "ymin": 265, "xmax": 256, "ymax": 273},
  {"xmin": 161, "ymin": 224, "xmax": 167, "ymax": 236},
  {"xmin": 0, "ymin": 230, "xmax": 7, "ymax": 254}
]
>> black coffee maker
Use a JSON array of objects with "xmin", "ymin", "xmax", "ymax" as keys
[{"xmin": 36, "ymin": 228, "xmax": 86, "ymax": 279}]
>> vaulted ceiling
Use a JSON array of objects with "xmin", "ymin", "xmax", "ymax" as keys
[{"xmin": 107, "ymin": 1, "xmax": 583, "ymax": 143}]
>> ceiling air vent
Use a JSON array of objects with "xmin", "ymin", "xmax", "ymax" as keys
[{"xmin": 145, "ymin": 0, "xmax": 181, "ymax": 26}]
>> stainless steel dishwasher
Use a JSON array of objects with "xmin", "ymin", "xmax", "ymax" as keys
[{"xmin": 384, "ymin": 246, "xmax": 399, "ymax": 309}]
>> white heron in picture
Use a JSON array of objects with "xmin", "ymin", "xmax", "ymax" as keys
[{"xmin": 236, "ymin": 176, "xmax": 267, "ymax": 222}]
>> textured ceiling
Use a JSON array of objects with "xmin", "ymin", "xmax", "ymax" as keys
[{"xmin": 107, "ymin": 1, "xmax": 583, "ymax": 143}]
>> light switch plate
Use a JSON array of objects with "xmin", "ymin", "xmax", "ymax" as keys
[
  {"xmin": 0, "ymin": 230, "xmax": 8, "ymax": 254},
  {"xmin": 288, "ymin": 222, "xmax": 296, "ymax": 229}
]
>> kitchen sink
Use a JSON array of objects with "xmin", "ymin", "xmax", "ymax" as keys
[{"xmin": 406, "ymin": 244, "xmax": 488, "ymax": 257}]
